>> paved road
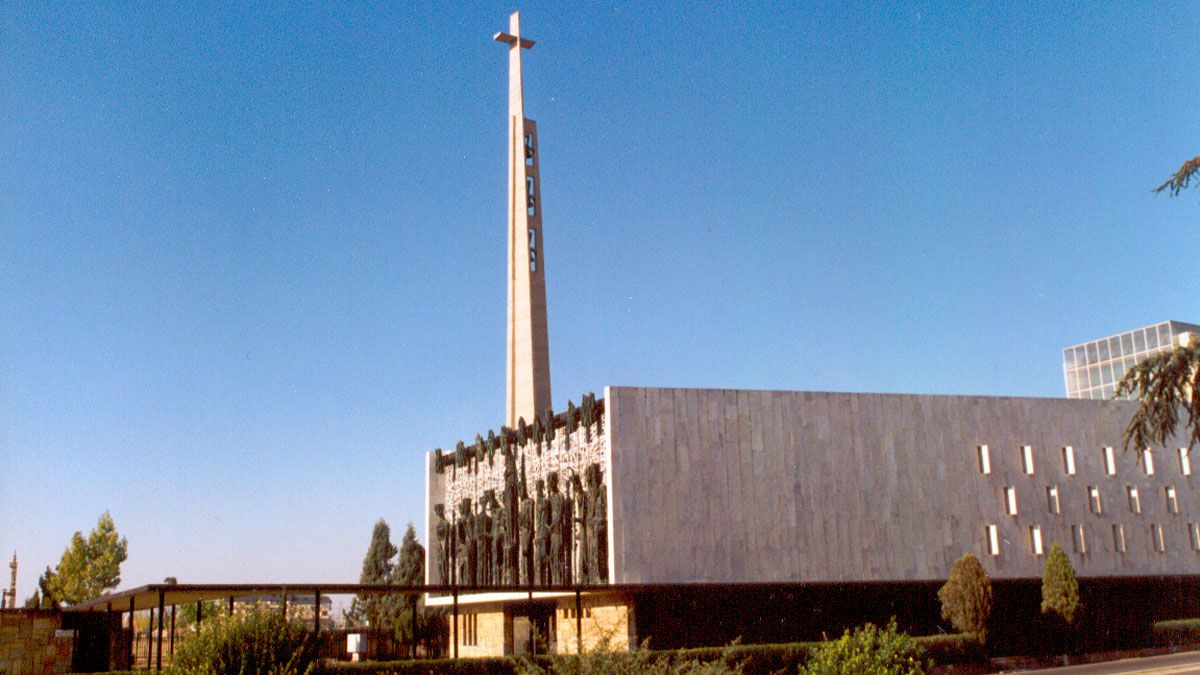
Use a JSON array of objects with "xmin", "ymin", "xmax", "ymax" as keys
[{"xmin": 1022, "ymin": 650, "xmax": 1200, "ymax": 674}]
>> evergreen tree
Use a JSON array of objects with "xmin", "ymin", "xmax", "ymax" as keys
[
  {"xmin": 937, "ymin": 552, "xmax": 993, "ymax": 643},
  {"xmin": 45, "ymin": 513, "xmax": 127, "ymax": 605},
  {"xmin": 346, "ymin": 519, "xmax": 398, "ymax": 629},
  {"xmin": 1041, "ymin": 543, "xmax": 1080, "ymax": 625},
  {"xmin": 393, "ymin": 522, "xmax": 426, "ymax": 657}
]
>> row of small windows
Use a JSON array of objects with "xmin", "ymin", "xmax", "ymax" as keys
[
  {"xmin": 977, "ymin": 445, "xmax": 1188, "ymax": 477},
  {"xmin": 1002, "ymin": 484, "xmax": 1181, "ymax": 516},
  {"xmin": 985, "ymin": 522, "xmax": 1199, "ymax": 556}
]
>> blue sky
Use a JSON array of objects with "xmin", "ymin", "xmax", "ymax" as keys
[{"xmin": 1, "ymin": 2, "xmax": 1197, "ymax": 601}]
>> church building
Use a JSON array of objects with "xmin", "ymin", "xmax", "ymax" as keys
[{"xmin": 424, "ymin": 13, "xmax": 1200, "ymax": 657}]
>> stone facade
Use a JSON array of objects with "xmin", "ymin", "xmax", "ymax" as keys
[
  {"xmin": 554, "ymin": 599, "xmax": 630, "ymax": 653},
  {"xmin": 606, "ymin": 387, "xmax": 1200, "ymax": 583},
  {"xmin": 0, "ymin": 610, "xmax": 72, "ymax": 675}
]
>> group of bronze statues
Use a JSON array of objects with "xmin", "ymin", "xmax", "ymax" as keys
[{"xmin": 434, "ymin": 455, "xmax": 608, "ymax": 587}]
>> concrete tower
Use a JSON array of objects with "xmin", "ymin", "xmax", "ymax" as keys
[{"xmin": 495, "ymin": 12, "xmax": 551, "ymax": 427}]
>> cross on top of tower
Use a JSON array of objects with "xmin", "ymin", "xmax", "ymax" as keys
[{"xmin": 493, "ymin": 12, "xmax": 535, "ymax": 50}]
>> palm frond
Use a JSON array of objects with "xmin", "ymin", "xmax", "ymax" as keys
[
  {"xmin": 1154, "ymin": 156, "xmax": 1200, "ymax": 196},
  {"xmin": 1114, "ymin": 344, "xmax": 1200, "ymax": 454}
]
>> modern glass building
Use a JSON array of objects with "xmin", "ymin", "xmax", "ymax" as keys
[{"xmin": 1063, "ymin": 320, "xmax": 1200, "ymax": 399}]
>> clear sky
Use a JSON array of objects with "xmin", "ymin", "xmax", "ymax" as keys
[{"xmin": 2, "ymin": 2, "xmax": 1197, "ymax": 603}]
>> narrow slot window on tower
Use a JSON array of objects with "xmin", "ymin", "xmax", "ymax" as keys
[
  {"xmin": 1030, "ymin": 525, "xmax": 1044, "ymax": 555},
  {"xmin": 1062, "ymin": 446, "xmax": 1076, "ymax": 475},
  {"xmin": 1113, "ymin": 524, "xmax": 1127, "ymax": 553},
  {"xmin": 1144, "ymin": 449, "xmax": 1156, "ymax": 475},
  {"xmin": 1191, "ymin": 523, "xmax": 1200, "ymax": 551},
  {"xmin": 1073, "ymin": 524, "xmax": 1087, "ymax": 554},
  {"xmin": 528, "ymin": 227, "xmax": 537, "ymax": 272},
  {"xmin": 986, "ymin": 524, "xmax": 1000, "ymax": 556},
  {"xmin": 526, "ymin": 176, "xmax": 536, "ymax": 216},
  {"xmin": 1180, "ymin": 448, "xmax": 1192, "ymax": 476},
  {"xmin": 524, "ymin": 132, "xmax": 535, "ymax": 165},
  {"xmin": 978, "ymin": 445, "xmax": 991, "ymax": 474},
  {"xmin": 1167, "ymin": 486, "xmax": 1179, "ymax": 514},
  {"xmin": 1104, "ymin": 447, "xmax": 1117, "ymax": 475},
  {"xmin": 1022, "ymin": 445, "xmax": 1035, "ymax": 474},
  {"xmin": 1004, "ymin": 487, "xmax": 1018, "ymax": 515},
  {"xmin": 1047, "ymin": 485, "xmax": 1061, "ymax": 514},
  {"xmin": 1089, "ymin": 486, "xmax": 1103, "ymax": 514}
]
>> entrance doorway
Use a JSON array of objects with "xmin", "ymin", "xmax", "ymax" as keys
[{"xmin": 509, "ymin": 602, "xmax": 555, "ymax": 655}]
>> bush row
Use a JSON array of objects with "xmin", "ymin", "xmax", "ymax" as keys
[
  {"xmin": 1152, "ymin": 618, "xmax": 1200, "ymax": 646},
  {"xmin": 316, "ymin": 633, "xmax": 983, "ymax": 675}
]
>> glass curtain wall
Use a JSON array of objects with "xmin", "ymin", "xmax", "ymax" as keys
[{"xmin": 1063, "ymin": 321, "xmax": 1200, "ymax": 400}]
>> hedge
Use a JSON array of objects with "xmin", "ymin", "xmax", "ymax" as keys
[
  {"xmin": 1152, "ymin": 618, "xmax": 1200, "ymax": 646},
  {"xmin": 316, "ymin": 633, "xmax": 982, "ymax": 674}
]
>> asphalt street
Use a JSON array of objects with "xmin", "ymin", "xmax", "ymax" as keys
[{"xmin": 1022, "ymin": 650, "xmax": 1200, "ymax": 674}]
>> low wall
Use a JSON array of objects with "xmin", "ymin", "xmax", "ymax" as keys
[{"xmin": 0, "ymin": 609, "xmax": 73, "ymax": 675}]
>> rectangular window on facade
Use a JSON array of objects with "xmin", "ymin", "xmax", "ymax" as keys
[
  {"xmin": 1144, "ymin": 450, "xmax": 1156, "ymax": 475},
  {"xmin": 1127, "ymin": 486, "xmax": 1141, "ymax": 514},
  {"xmin": 1047, "ymin": 485, "xmax": 1061, "ymax": 514},
  {"xmin": 1104, "ymin": 447, "xmax": 1117, "ymax": 476},
  {"xmin": 1113, "ymin": 524, "xmax": 1127, "ymax": 553},
  {"xmin": 1073, "ymin": 524, "xmax": 1087, "ymax": 554},
  {"xmin": 1030, "ymin": 525, "xmax": 1044, "ymax": 555},
  {"xmin": 1152, "ymin": 523, "xmax": 1166, "ymax": 553},
  {"xmin": 978, "ymin": 445, "xmax": 991, "ymax": 474},
  {"xmin": 1167, "ymin": 486, "xmax": 1179, "ymax": 514},
  {"xmin": 1005, "ymin": 487, "xmax": 1018, "ymax": 515},
  {"xmin": 1191, "ymin": 523, "xmax": 1200, "ymax": 552},
  {"xmin": 1023, "ymin": 445, "xmax": 1035, "ymax": 474},
  {"xmin": 1062, "ymin": 446, "xmax": 1076, "ymax": 475},
  {"xmin": 1089, "ymin": 486, "xmax": 1103, "ymax": 514},
  {"xmin": 1181, "ymin": 448, "xmax": 1192, "ymax": 476},
  {"xmin": 986, "ymin": 525, "xmax": 1000, "ymax": 556}
]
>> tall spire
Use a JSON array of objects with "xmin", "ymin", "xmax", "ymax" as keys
[{"xmin": 495, "ymin": 12, "xmax": 551, "ymax": 427}]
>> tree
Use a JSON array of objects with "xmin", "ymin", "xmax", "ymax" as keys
[
  {"xmin": 1041, "ymin": 543, "xmax": 1080, "ymax": 625},
  {"xmin": 43, "ymin": 512, "xmax": 128, "ymax": 606},
  {"xmin": 393, "ymin": 522, "xmax": 427, "ymax": 657},
  {"xmin": 1115, "ymin": 341, "xmax": 1200, "ymax": 455},
  {"xmin": 1154, "ymin": 156, "xmax": 1200, "ymax": 196},
  {"xmin": 937, "ymin": 552, "xmax": 993, "ymax": 644},
  {"xmin": 176, "ymin": 599, "xmax": 226, "ymax": 629},
  {"xmin": 346, "ymin": 519, "xmax": 399, "ymax": 630}
]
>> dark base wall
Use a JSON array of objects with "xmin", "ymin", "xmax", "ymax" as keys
[{"xmin": 630, "ymin": 577, "xmax": 1200, "ymax": 652}]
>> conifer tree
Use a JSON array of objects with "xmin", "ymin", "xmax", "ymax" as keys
[
  {"xmin": 346, "ymin": 519, "xmax": 398, "ymax": 629},
  {"xmin": 938, "ymin": 552, "xmax": 993, "ymax": 643},
  {"xmin": 393, "ymin": 523, "xmax": 426, "ymax": 657},
  {"xmin": 1041, "ymin": 542, "xmax": 1080, "ymax": 625}
]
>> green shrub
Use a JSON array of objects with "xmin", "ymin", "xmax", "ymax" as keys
[
  {"xmin": 938, "ymin": 552, "xmax": 992, "ymax": 644},
  {"xmin": 800, "ymin": 619, "xmax": 926, "ymax": 675},
  {"xmin": 1152, "ymin": 618, "xmax": 1200, "ymax": 646},
  {"xmin": 167, "ymin": 606, "xmax": 319, "ymax": 675},
  {"xmin": 1041, "ymin": 542, "xmax": 1080, "ymax": 625}
]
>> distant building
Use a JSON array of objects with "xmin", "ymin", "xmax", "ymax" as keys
[
  {"xmin": 1062, "ymin": 320, "xmax": 1200, "ymax": 399},
  {"xmin": 232, "ymin": 594, "xmax": 333, "ymax": 628}
]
